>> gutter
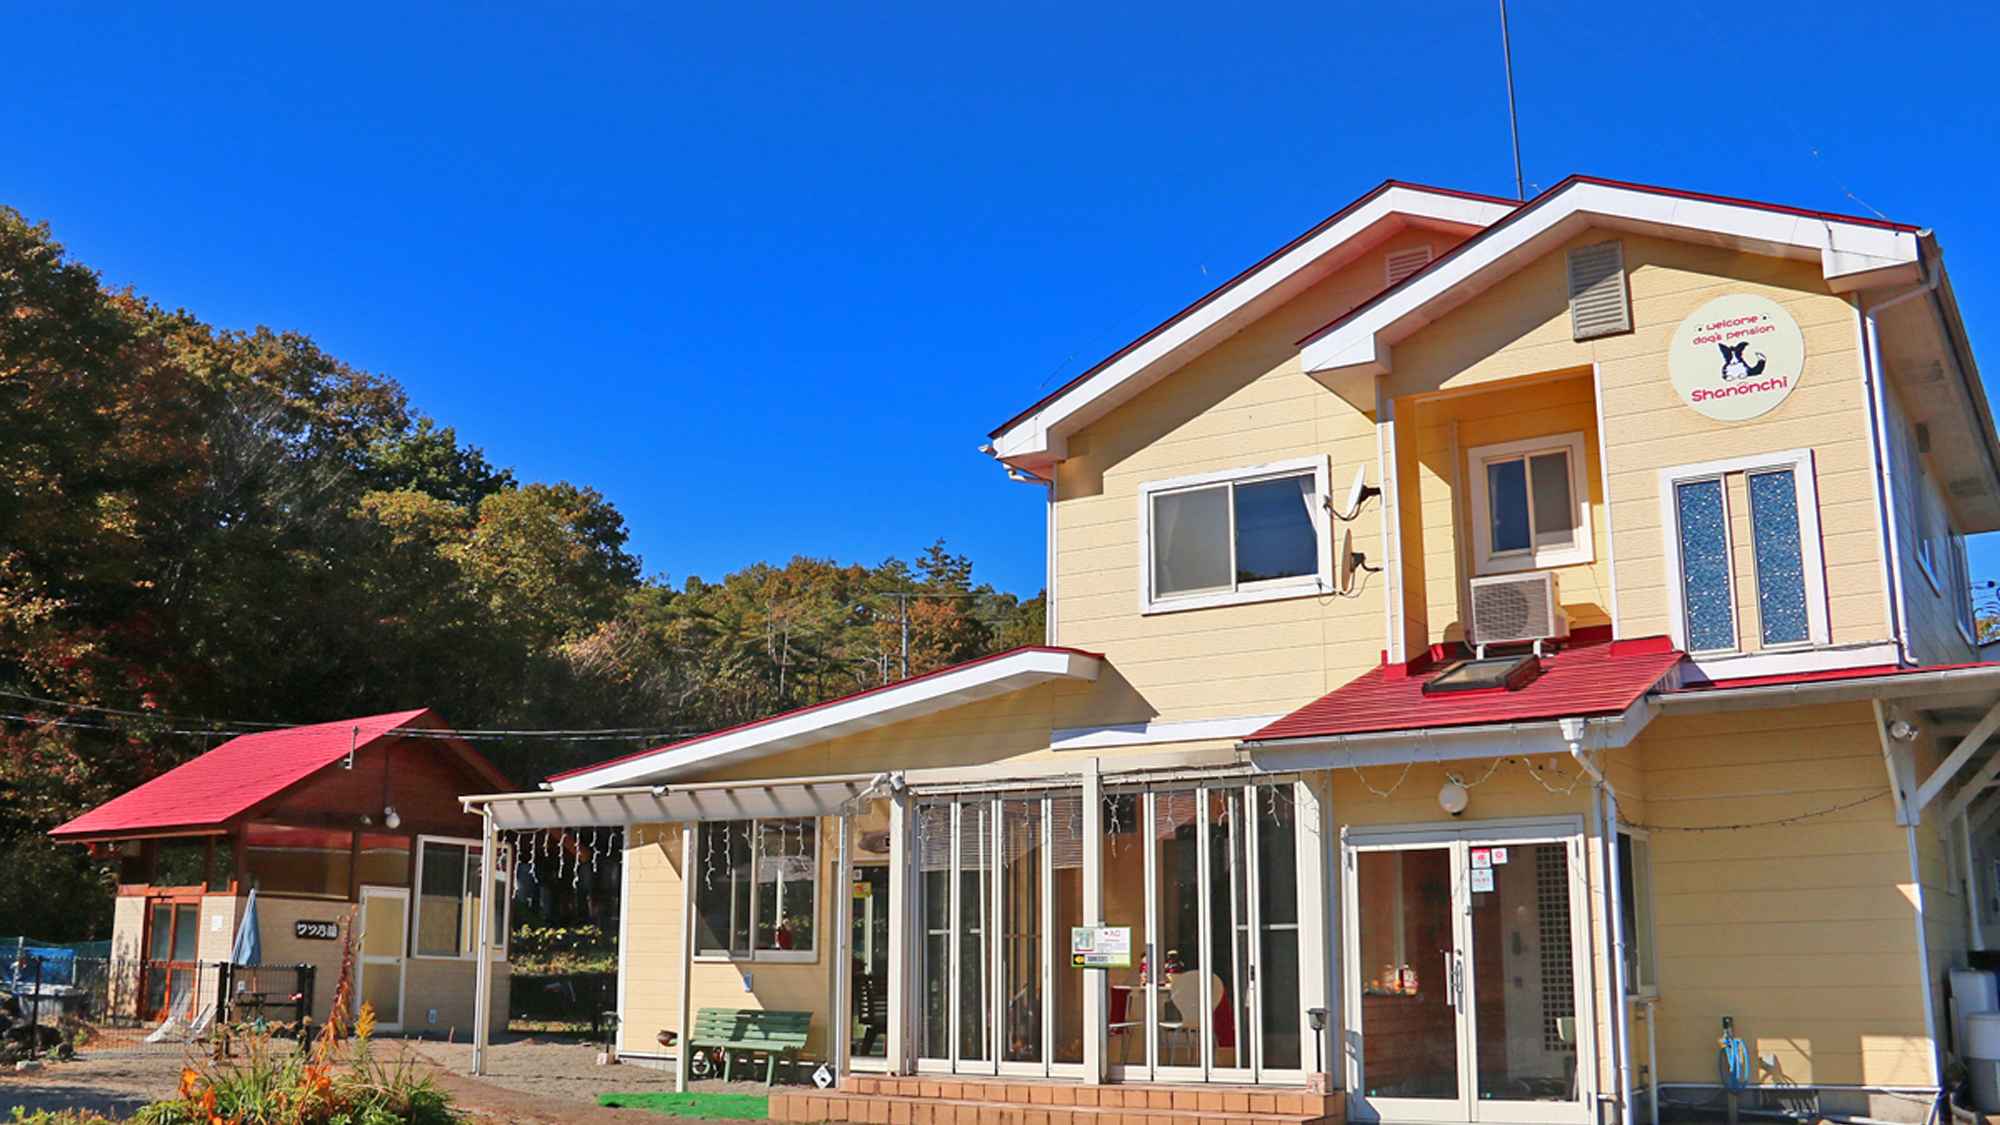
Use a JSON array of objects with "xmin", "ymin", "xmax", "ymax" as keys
[{"xmin": 1656, "ymin": 663, "xmax": 2000, "ymax": 715}]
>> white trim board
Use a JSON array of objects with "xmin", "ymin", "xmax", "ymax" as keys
[
  {"xmin": 1050, "ymin": 713, "xmax": 1288, "ymax": 752},
  {"xmin": 1301, "ymin": 179, "xmax": 1920, "ymax": 407},
  {"xmin": 551, "ymin": 648, "xmax": 1101, "ymax": 790}
]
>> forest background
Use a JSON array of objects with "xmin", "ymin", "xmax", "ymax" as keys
[{"xmin": 0, "ymin": 209, "xmax": 1045, "ymax": 943}]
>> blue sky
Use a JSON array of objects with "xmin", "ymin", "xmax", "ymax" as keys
[{"xmin": 3, "ymin": 1, "xmax": 1997, "ymax": 602}]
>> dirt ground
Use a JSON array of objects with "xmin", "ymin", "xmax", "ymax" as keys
[{"xmin": 0, "ymin": 1033, "xmax": 788, "ymax": 1123}]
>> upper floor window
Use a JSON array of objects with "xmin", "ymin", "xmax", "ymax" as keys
[
  {"xmin": 1468, "ymin": 433, "xmax": 1593, "ymax": 575},
  {"xmin": 1138, "ymin": 456, "xmax": 1330, "ymax": 614},
  {"xmin": 1659, "ymin": 449, "xmax": 1827, "ymax": 656}
]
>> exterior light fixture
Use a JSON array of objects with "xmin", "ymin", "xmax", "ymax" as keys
[
  {"xmin": 1888, "ymin": 719, "xmax": 1918, "ymax": 742},
  {"xmin": 1438, "ymin": 781, "xmax": 1469, "ymax": 817},
  {"xmin": 383, "ymin": 806, "xmax": 401, "ymax": 830}
]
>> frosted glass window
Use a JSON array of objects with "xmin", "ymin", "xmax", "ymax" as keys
[
  {"xmin": 1746, "ymin": 469, "xmax": 1809, "ymax": 646},
  {"xmin": 1675, "ymin": 478, "xmax": 1735, "ymax": 652},
  {"xmin": 1153, "ymin": 486, "xmax": 1231, "ymax": 596}
]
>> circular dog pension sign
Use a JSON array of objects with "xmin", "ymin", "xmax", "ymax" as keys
[{"xmin": 1667, "ymin": 294, "xmax": 1806, "ymax": 421}]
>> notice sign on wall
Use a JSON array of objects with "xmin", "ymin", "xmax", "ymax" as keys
[
  {"xmin": 1071, "ymin": 926, "xmax": 1133, "ymax": 969},
  {"xmin": 294, "ymin": 920, "xmax": 340, "ymax": 941},
  {"xmin": 1667, "ymin": 294, "xmax": 1806, "ymax": 422}
]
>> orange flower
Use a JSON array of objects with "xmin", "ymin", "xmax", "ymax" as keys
[{"xmin": 178, "ymin": 1067, "xmax": 201, "ymax": 1099}]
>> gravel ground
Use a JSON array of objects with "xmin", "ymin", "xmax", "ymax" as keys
[{"xmin": 0, "ymin": 1033, "xmax": 795, "ymax": 1122}]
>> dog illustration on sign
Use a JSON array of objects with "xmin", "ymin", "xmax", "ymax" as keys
[{"xmin": 1718, "ymin": 342, "xmax": 1768, "ymax": 381}]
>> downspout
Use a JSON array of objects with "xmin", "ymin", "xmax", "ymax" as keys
[
  {"xmin": 996, "ymin": 456, "xmax": 1058, "ymax": 646},
  {"xmin": 1566, "ymin": 718, "xmax": 1634, "ymax": 1124},
  {"xmin": 1859, "ymin": 248, "xmax": 1941, "ymax": 668},
  {"xmin": 471, "ymin": 806, "xmax": 496, "ymax": 1076}
]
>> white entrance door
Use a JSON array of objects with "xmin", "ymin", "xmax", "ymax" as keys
[
  {"xmin": 356, "ymin": 886, "xmax": 409, "ymax": 1032},
  {"xmin": 1342, "ymin": 823, "xmax": 1595, "ymax": 1125}
]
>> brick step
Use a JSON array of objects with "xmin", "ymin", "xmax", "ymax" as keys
[
  {"xmin": 838, "ymin": 1076, "xmax": 1341, "ymax": 1119},
  {"xmin": 769, "ymin": 1090, "xmax": 1343, "ymax": 1125}
]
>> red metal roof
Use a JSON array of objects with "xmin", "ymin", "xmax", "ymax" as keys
[
  {"xmin": 1248, "ymin": 635, "xmax": 1684, "ymax": 743},
  {"xmin": 51, "ymin": 709, "xmax": 440, "ymax": 840},
  {"xmin": 547, "ymin": 645, "xmax": 1104, "ymax": 784}
]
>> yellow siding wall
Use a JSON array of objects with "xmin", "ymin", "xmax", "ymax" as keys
[
  {"xmin": 1627, "ymin": 704, "xmax": 1928, "ymax": 1088},
  {"xmin": 1381, "ymin": 231, "xmax": 1890, "ymax": 650},
  {"xmin": 1053, "ymin": 226, "xmax": 1461, "ymax": 722},
  {"xmin": 1884, "ymin": 387, "xmax": 1980, "ymax": 668},
  {"xmin": 1402, "ymin": 371, "xmax": 1612, "ymax": 644},
  {"xmin": 617, "ymin": 820, "xmax": 841, "ymax": 1060}
]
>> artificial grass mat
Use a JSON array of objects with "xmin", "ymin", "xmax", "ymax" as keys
[{"xmin": 598, "ymin": 1091, "xmax": 771, "ymax": 1118}]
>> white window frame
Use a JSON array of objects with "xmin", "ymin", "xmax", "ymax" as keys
[
  {"xmin": 692, "ymin": 817, "xmax": 820, "ymax": 964},
  {"xmin": 1466, "ymin": 432, "xmax": 1595, "ymax": 575},
  {"xmin": 1616, "ymin": 828, "xmax": 1659, "ymax": 1000},
  {"xmin": 1953, "ymin": 531, "xmax": 1979, "ymax": 646},
  {"xmin": 1136, "ymin": 455, "xmax": 1331, "ymax": 615},
  {"xmin": 411, "ymin": 835, "xmax": 510, "ymax": 962},
  {"xmin": 1911, "ymin": 431, "xmax": 1945, "ymax": 594},
  {"xmin": 1656, "ymin": 448, "xmax": 1829, "ymax": 656}
]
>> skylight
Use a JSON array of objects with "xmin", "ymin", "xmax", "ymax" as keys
[{"xmin": 1422, "ymin": 654, "xmax": 1542, "ymax": 696}]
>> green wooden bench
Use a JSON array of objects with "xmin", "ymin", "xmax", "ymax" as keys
[{"xmin": 688, "ymin": 1007, "xmax": 813, "ymax": 1085}]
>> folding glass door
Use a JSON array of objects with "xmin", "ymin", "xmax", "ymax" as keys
[
  {"xmin": 1100, "ymin": 783, "xmax": 1305, "ymax": 1083},
  {"xmin": 1342, "ymin": 826, "xmax": 1593, "ymax": 1125},
  {"xmin": 915, "ymin": 793, "xmax": 1086, "ymax": 1076}
]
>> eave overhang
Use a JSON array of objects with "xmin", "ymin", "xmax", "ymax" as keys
[
  {"xmin": 1298, "ymin": 177, "xmax": 1922, "ymax": 411},
  {"xmin": 986, "ymin": 183, "xmax": 1519, "ymax": 473},
  {"xmin": 548, "ymin": 647, "xmax": 1102, "ymax": 791}
]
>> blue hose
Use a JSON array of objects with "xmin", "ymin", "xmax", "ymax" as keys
[{"xmin": 1720, "ymin": 1036, "xmax": 1751, "ymax": 1093}]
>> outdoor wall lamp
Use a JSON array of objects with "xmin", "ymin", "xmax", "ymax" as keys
[
  {"xmin": 1438, "ymin": 781, "xmax": 1469, "ymax": 817},
  {"xmin": 383, "ymin": 805, "xmax": 401, "ymax": 830},
  {"xmin": 1888, "ymin": 719, "xmax": 1919, "ymax": 742}
]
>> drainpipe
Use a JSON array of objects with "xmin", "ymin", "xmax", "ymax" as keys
[
  {"xmin": 1859, "ymin": 247, "xmax": 1940, "ymax": 668},
  {"xmin": 1566, "ymin": 717, "xmax": 1633, "ymax": 1125}
]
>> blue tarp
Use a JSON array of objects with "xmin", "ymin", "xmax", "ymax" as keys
[{"xmin": 232, "ymin": 887, "xmax": 262, "ymax": 966}]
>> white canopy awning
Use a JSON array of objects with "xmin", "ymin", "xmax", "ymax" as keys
[{"xmin": 461, "ymin": 778, "xmax": 874, "ymax": 830}]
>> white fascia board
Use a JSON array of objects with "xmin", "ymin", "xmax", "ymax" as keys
[
  {"xmin": 1658, "ymin": 663, "xmax": 2000, "ymax": 716},
  {"xmin": 549, "ymin": 649, "xmax": 1102, "ymax": 791},
  {"xmin": 1050, "ymin": 713, "xmax": 1288, "ymax": 752},
  {"xmin": 1301, "ymin": 181, "xmax": 1920, "ymax": 379},
  {"xmin": 989, "ymin": 187, "xmax": 1515, "ymax": 467},
  {"xmin": 1240, "ymin": 694, "xmax": 1657, "ymax": 773}
]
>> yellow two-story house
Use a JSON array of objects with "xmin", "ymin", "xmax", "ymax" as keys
[{"xmin": 465, "ymin": 176, "xmax": 2000, "ymax": 1125}]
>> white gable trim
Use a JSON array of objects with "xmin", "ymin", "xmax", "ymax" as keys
[
  {"xmin": 1300, "ymin": 180, "xmax": 1921, "ymax": 394},
  {"xmin": 549, "ymin": 648, "xmax": 1102, "ymax": 790},
  {"xmin": 989, "ymin": 185, "xmax": 1517, "ymax": 471}
]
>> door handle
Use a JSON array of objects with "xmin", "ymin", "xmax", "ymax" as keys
[{"xmin": 1443, "ymin": 951, "xmax": 1463, "ymax": 1009}]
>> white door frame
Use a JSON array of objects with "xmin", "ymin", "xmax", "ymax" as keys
[
  {"xmin": 357, "ymin": 885, "xmax": 410, "ymax": 1033},
  {"xmin": 1339, "ymin": 817, "xmax": 1597, "ymax": 1125}
]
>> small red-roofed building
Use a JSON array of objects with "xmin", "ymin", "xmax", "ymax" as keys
[{"xmin": 50, "ymin": 709, "xmax": 512, "ymax": 1033}]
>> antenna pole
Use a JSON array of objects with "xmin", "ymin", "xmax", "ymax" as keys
[{"xmin": 1499, "ymin": 0, "xmax": 1525, "ymax": 201}]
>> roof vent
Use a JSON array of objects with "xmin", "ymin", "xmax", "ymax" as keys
[
  {"xmin": 1468, "ymin": 571, "xmax": 1569, "ymax": 656},
  {"xmin": 1385, "ymin": 245, "xmax": 1434, "ymax": 288},
  {"xmin": 1566, "ymin": 240, "xmax": 1630, "ymax": 340}
]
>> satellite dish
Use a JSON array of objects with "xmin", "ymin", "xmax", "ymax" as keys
[
  {"xmin": 1336, "ymin": 527, "xmax": 1355, "ymax": 592},
  {"xmin": 1335, "ymin": 466, "xmax": 1381, "ymax": 520}
]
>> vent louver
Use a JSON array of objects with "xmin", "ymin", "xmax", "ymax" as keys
[
  {"xmin": 1385, "ymin": 245, "xmax": 1434, "ymax": 288},
  {"xmin": 1566, "ymin": 241, "xmax": 1630, "ymax": 340}
]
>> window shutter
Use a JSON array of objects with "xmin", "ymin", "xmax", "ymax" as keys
[
  {"xmin": 1385, "ymin": 245, "xmax": 1433, "ymax": 288},
  {"xmin": 1566, "ymin": 240, "xmax": 1630, "ymax": 340}
]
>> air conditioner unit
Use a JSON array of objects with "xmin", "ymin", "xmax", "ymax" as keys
[{"xmin": 1468, "ymin": 571, "xmax": 1569, "ymax": 656}]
